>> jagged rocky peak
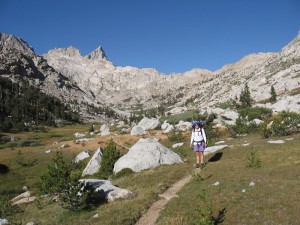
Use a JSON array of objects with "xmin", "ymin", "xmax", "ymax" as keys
[
  {"xmin": 281, "ymin": 31, "xmax": 300, "ymax": 56},
  {"xmin": 0, "ymin": 33, "xmax": 35, "ymax": 56},
  {"xmin": 45, "ymin": 46, "xmax": 82, "ymax": 58},
  {"xmin": 85, "ymin": 46, "xmax": 107, "ymax": 60}
]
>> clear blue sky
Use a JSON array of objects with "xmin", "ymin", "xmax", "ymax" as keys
[{"xmin": 0, "ymin": 0, "xmax": 299, "ymax": 74}]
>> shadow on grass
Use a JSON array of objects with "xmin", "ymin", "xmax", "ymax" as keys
[
  {"xmin": 213, "ymin": 207, "xmax": 226, "ymax": 224},
  {"xmin": 208, "ymin": 152, "xmax": 223, "ymax": 163}
]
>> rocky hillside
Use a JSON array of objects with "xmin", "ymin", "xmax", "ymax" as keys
[{"xmin": 1, "ymin": 32, "xmax": 300, "ymax": 117}]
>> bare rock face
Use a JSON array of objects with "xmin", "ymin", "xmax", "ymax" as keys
[
  {"xmin": 137, "ymin": 117, "xmax": 161, "ymax": 130},
  {"xmin": 1, "ymin": 31, "xmax": 300, "ymax": 119},
  {"xmin": 113, "ymin": 138, "xmax": 182, "ymax": 173},
  {"xmin": 130, "ymin": 126, "xmax": 147, "ymax": 136},
  {"xmin": 82, "ymin": 147, "xmax": 102, "ymax": 176}
]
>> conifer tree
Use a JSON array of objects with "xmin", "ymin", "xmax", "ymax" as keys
[
  {"xmin": 98, "ymin": 140, "xmax": 120, "ymax": 179},
  {"xmin": 239, "ymin": 83, "xmax": 252, "ymax": 108},
  {"xmin": 270, "ymin": 85, "xmax": 277, "ymax": 102}
]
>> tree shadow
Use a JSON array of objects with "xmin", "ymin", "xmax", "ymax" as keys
[
  {"xmin": 0, "ymin": 164, "xmax": 9, "ymax": 174},
  {"xmin": 213, "ymin": 208, "xmax": 226, "ymax": 224},
  {"xmin": 208, "ymin": 152, "xmax": 223, "ymax": 163}
]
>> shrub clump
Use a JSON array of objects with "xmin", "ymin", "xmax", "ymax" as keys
[
  {"xmin": 98, "ymin": 140, "xmax": 120, "ymax": 179},
  {"xmin": 261, "ymin": 111, "xmax": 300, "ymax": 138},
  {"xmin": 167, "ymin": 131, "xmax": 184, "ymax": 142},
  {"xmin": 246, "ymin": 149, "xmax": 261, "ymax": 168}
]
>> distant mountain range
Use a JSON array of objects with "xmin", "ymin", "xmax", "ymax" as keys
[{"xmin": 1, "ymin": 32, "xmax": 300, "ymax": 118}]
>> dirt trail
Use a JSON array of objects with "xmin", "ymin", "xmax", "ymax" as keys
[{"xmin": 136, "ymin": 170, "xmax": 199, "ymax": 225}]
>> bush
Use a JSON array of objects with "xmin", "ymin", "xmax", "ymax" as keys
[
  {"xmin": 0, "ymin": 196, "xmax": 21, "ymax": 217},
  {"xmin": 113, "ymin": 168, "xmax": 134, "ymax": 179},
  {"xmin": 19, "ymin": 138, "xmax": 42, "ymax": 147},
  {"xmin": 230, "ymin": 117, "xmax": 250, "ymax": 135},
  {"xmin": 98, "ymin": 140, "xmax": 120, "ymax": 179},
  {"xmin": 160, "ymin": 110, "xmax": 199, "ymax": 125},
  {"xmin": 15, "ymin": 150, "xmax": 38, "ymax": 167},
  {"xmin": 167, "ymin": 131, "xmax": 184, "ymax": 142},
  {"xmin": 60, "ymin": 181, "xmax": 99, "ymax": 211},
  {"xmin": 204, "ymin": 124, "xmax": 220, "ymax": 143},
  {"xmin": 37, "ymin": 152, "xmax": 72, "ymax": 194},
  {"xmin": 238, "ymin": 107, "xmax": 272, "ymax": 121},
  {"xmin": 246, "ymin": 149, "xmax": 261, "ymax": 168},
  {"xmin": 260, "ymin": 111, "xmax": 300, "ymax": 138}
]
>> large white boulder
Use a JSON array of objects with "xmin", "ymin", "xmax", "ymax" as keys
[
  {"xmin": 80, "ymin": 179, "xmax": 134, "ymax": 202},
  {"xmin": 204, "ymin": 145, "xmax": 228, "ymax": 156},
  {"xmin": 113, "ymin": 138, "xmax": 183, "ymax": 173},
  {"xmin": 138, "ymin": 117, "xmax": 161, "ymax": 130},
  {"xmin": 161, "ymin": 121, "xmax": 174, "ymax": 133},
  {"xmin": 175, "ymin": 120, "xmax": 192, "ymax": 131},
  {"xmin": 75, "ymin": 150, "xmax": 90, "ymax": 163},
  {"xmin": 130, "ymin": 126, "xmax": 147, "ymax": 136},
  {"xmin": 82, "ymin": 147, "xmax": 102, "ymax": 176},
  {"xmin": 100, "ymin": 124, "xmax": 110, "ymax": 136}
]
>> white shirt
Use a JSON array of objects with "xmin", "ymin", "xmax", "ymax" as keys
[{"xmin": 190, "ymin": 128, "xmax": 207, "ymax": 145}]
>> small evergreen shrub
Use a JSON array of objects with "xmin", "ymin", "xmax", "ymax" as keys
[
  {"xmin": 98, "ymin": 140, "xmax": 120, "ymax": 179},
  {"xmin": 60, "ymin": 181, "xmax": 99, "ymax": 211},
  {"xmin": 246, "ymin": 149, "xmax": 261, "ymax": 168},
  {"xmin": 260, "ymin": 111, "xmax": 300, "ymax": 138},
  {"xmin": 37, "ymin": 152, "xmax": 71, "ymax": 194},
  {"xmin": 238, "ymin": 107, "xmax": 272, "ymax": 121}
]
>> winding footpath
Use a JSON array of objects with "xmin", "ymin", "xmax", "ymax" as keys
[{"xmin": 136, "ymin": 172, "xmax": 196, "ymax": 225}]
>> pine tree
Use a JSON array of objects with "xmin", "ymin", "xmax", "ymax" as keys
[
  {"xmin": 270, "ymin": 85, "xmax": 277, "ymax": 102},
  {"xmin": 98, "ymin": 140, "xmax": 120, "ymax": 179},
  {"xmin": 239, "ymin": 83, "xmax": 252, "ymax": 108}
]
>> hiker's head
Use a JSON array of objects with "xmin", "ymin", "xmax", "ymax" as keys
[{"xmin": 195, "ymin": 124, "xmax": 200, "ymax": 128}]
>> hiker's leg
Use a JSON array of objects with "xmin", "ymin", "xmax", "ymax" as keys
[
  {"xmin": 196, "ymin": 152, "xmax": 200, "ymax": 164},
  {"xmin": 200, "ymin": 151, "xmax": 204, "ymax": 164}
]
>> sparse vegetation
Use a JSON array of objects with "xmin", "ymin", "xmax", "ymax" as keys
[
  {"xmin": 260, "ymin": 111, "xmax": 300, "ymax": 138},
  {"xmin": 246, "ymin": 148, "xmax": 261, "ymax": 168},
  {"xmin": 167, "ymin": 131, "xmax": 184, "ymax": 142},
  {"xmin": 160, "ymin": 110, "xmax": 199, "ymax": 125}
]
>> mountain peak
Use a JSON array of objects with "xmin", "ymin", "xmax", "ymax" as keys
[
  {"xmin": 0, "ymin": 33, "xmax": 35, "ymax": 56},
  {"xmin": 45, "ymin": 46, "xmax": 82, "ymax": 58},
  {"xmin": 86, "ymin": 46, "xmax": 107, "ymax": 60}
]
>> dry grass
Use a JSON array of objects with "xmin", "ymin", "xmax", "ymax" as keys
[
  {"xmin": 2, "ymin": 125, "xmax": 299, "ymax": 225},
  {"xmin": 157, "ymin": 133, "xmax": 300, "ymax": 225}
]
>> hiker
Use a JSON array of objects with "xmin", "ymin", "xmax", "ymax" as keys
[{"xmin": 190, "ymin": 121, "xmax": 207, "ymax": 168}]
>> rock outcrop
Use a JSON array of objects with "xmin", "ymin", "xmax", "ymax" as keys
[
  {"xmin": 113, "ymin": 138, "xmax": 182, "ymax": 173},
  {"xmin": 137, "ymin": 117, "xmax": 161, "ymax": 130},
  {"xmin": 80, "ymin": 179, "xmax": 134, "ymax": 202},
  {"xmin": 82, "ymin": 147, "xmax": 102, "ymax": 176}
]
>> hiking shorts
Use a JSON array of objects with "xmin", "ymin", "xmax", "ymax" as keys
[{"xmin": 193, "ymin": 143, "xmax": 205, "ymax": 152}]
